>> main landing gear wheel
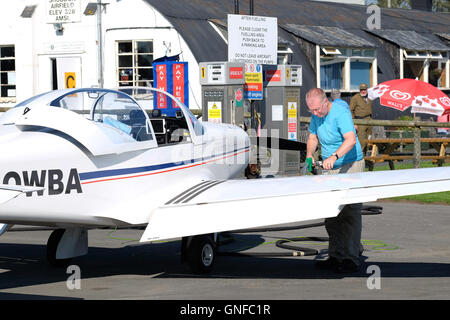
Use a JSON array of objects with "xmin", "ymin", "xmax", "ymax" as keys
[
  {"xmin": 47, "ymin": 229, "xmax": 72, "ymax": 267},
  {"xmin": 182, "ymin": 234, "xmax": 216, "ymax": 274}
]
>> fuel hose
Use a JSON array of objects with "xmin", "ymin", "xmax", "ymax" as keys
[{"xmin": 218, "ymin": 205, "xmax": 383, "ymax": 257}]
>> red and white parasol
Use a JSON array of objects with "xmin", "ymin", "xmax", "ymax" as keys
[{"xmin": 368, "ymin": 79, "xmax": 450, "ymax": 116}]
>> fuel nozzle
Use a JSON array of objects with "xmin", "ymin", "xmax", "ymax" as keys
[
  {"xmin": 312, "ymin": 161, "xmax": 323, "ymax": 175},
  {"xmin": 301, "ymin": 159, "xmax": 323, "ymax": 176}
]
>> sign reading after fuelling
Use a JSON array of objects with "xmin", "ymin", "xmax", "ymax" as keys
[
  {"xmin": 227, "ymin": 14, "xmax": 278, "ymax": 65},
  {"xmin": 46, "ymin": 0, "xmax": 81, "ymax": 24}
]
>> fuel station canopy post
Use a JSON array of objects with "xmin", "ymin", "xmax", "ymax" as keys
[{"xmin": 84, "ymin": 1, "xmax": 109, "ymax": 88}]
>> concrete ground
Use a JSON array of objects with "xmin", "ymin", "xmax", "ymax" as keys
[{"xmin": 0, "ymin": 201, "xmax": 449, "ymax": 301}]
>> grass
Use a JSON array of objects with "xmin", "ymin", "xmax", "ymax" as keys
[{"xmin": 367, "ymin": 161, "xmax": 450, "ymax": 205}]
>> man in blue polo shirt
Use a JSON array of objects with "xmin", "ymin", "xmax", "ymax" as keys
[{"xmin": 305, "ymin": 88, "xmax": 364, "ymax": 273}]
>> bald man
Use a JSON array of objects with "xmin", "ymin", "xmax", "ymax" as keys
[{"xmin": 305, "ymin": 88, "xmax": 365, "ymax": 273}]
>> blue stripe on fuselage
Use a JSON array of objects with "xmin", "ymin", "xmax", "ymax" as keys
[{"xmin": 79, "ymin": 146, "xmax": 248, "ymax": 181}]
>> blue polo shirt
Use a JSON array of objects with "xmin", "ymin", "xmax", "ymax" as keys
[{"xmin": 309, "ymin": 99, "xmax": 363, "ymax": 169}]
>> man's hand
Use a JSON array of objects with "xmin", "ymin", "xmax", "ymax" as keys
[
  {"xmin": 306, "ymin": 157, "xmax": 314, "ymax": 172},
  {"xmin": 323, "ymin": 155, "xmax": 337, "ymax": 170}
]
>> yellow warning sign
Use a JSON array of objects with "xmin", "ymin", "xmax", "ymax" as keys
[
  {"xmin": 65, "ymin": 72, "xmax": 76, "ymax": 88},
  {"xmin": 208, "ymin": 101, "xmax": 222, "ymax": 123},
  {"xmin": 288, "ymin": 102, "xmax": 297, "ymax": 118},
  {"xmin": 209, "ymin": 103, "xmax": 221, "ymax": 118},
  {"xmin": 245, "ymin": 72, "xmax": 263, "ymax": 83}
]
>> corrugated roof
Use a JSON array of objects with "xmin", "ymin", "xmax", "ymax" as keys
[
  {"xmin": 282, "ymin": 24, "xmax": 376, "ymax": 48},
  {"xmin": 143, "ymin": 0, "xmax": 450, "ymax": 120},
  {"xmin": 144, "ymin": 0, "xmax": 450, "ymax": 33},
  {"xmin": 144, "ymin": 0, "xmax": 450, "ymax": 63},
  {"xmin": 436, "ymin": 33, "xmax": 450, "ymax": 42},
  {"xmin": 366, "ymin": 30, "xmax": 449, "ymax": 51}
]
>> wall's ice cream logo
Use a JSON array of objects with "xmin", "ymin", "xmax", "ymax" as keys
[{"xmin": 389, "ymin": 90, "xmax": 411, "ymax": 100}]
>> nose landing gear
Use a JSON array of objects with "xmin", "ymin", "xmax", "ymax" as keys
[
  {"xmin": 46, "ymin": 227, "xmax": 88, "ymax": 267},
  {"xmin": 47, "ymin": 229, "xmax": 72, "ymax": 267}
]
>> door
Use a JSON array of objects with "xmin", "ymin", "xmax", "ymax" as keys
[{"xmin": 52, "ymin": 57, "xmax": 81, "ymax": 90}]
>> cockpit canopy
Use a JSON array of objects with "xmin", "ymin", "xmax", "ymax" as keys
[{"xmin": 1, "ymin": 88, "xmax": 204, "ymax": 155}]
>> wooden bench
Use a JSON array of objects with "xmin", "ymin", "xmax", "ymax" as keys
[{"xmin": 362, "ymin": 138, "xmax": 450, "ymax": 170}]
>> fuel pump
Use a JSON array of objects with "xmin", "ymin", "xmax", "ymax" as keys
[
  {"xmin": 199, "ymin": 62, "xmax": 245, "ymax": 127},
  {"xmin": 260, "ymin": 64, "xmax": 303, "ymax": 176}
]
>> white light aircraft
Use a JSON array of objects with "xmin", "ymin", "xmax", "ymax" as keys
[{"xmin": 0, "ymin": 87, "xmax": 449, "ymax": 273}]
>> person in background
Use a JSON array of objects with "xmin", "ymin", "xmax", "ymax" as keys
[
  {"xmin": 245, "ymin": 146, "xmax": 261, "ymax": 179},
  {"xmin": 330, "ymin": 88, "xmax": 349, "ymax": 109},
  {"xmin": 350, "ymin": 83, "xmax": 372, "ymax": 152},
  {"xmin": 437, "ymin": 114, "xmax": 449, "ymax": 136},
  {"xmin": 305, "ymin": 88, "xmax": 364, "ymax": 274},
  {"xmin": 245, "ymin": 162, "xmax": 261, "ymax": 179}
]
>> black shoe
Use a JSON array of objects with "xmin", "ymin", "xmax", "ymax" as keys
[
  {"xmin": 335, "ymin": 259, "xmax": 360, "ymax": 274},
  {"xmin": 315, "ymin": 257, "xmax": 340, "ymax": 270}
]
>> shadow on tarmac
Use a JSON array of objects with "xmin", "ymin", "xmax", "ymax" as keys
[
  {"xmin": 0, "ymin": 292, "xmax": 82, "ymax": 300},
  {"xmin": 1, "ymin": 234, "xmax": 450, "ymax": 293}
]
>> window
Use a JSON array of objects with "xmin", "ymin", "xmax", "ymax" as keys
[
  {"xmin": 401, "ymin": 49, "xmax": 449, "ymax": 88},
  {"xmin": 277, "ymin": 44, "xmax": 293, "ymax": 65},
  {"xmin": 0, "ymin": 45, "xmax": 16, "ymax": 99},
  {"xmin": 429, "ymin": 60, "xmax": 447, "ymax": 88},
  {"xmin": 318, "ymin": 46, "xmax": 376, "ymax": 91},
  {"xmin": 322, "ymin": 47, "xmax": 342, "ymax": 55},
  {"xmin": 92, "ymin": 91, "xmax": 153, "ymax": 142},
  {"xmin": 50, "ymin": 89, "xmax": 154, "ymax": 143},
  {"xmin": 350, "ymin": 61, "xmax": 371, "ymax": 90},
  {"xmin": 404, "ymin": 60, "xmax": 425, "ymax": 80},
  {"xmin": 117, "ymin": 40, "xmax": 154, "ymax": 88},
  {"xmin": 320, "ymin": 58, "xmax": 344, "ymax": 89},
  {"xmin": 117, "ymin": 87, "xmax": 204, "ymax": 146}
]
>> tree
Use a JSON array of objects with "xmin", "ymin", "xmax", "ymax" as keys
[
  {"xmin": 376, "ymin": 0, "xmax": 411, "ymax": 9},
  {"xmin": 376, "ymin": 0, "xmax": 450, "ymax": 12},
  {"xmin": 433, "ymin": 0, "xmax": 450, "ymax": 12}
]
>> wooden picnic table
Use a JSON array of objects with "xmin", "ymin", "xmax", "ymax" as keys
[{"xmin": 362, "ymin": 137, "xmax": 450, "ymax": 170}]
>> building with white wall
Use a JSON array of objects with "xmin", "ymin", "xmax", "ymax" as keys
[{"xmin": 0, "ymin": 0, "xmax": 202, "ymax": 110}]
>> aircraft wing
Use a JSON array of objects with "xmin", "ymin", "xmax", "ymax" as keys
[
  {"xmin": 0, "ymin": 184, "xmax": 45, "ymax": 205},
  {"xmin": 141, "ymin": 167, "xmax": 450, "ymax": 242}
]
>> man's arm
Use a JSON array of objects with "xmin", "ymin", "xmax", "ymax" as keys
[{"xmin": 306, "ymin": 133, "xmax": 319, "ymax": 160}]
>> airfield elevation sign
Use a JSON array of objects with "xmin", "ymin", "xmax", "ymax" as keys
[
  {"xmin": 227, "ymin": 14, "xmax": 278, "ymax": 65},
  {"xmin": 46, "ymin": 0, "xmax": 81, "ymax": 23}
]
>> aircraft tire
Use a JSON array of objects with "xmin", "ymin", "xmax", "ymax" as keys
[
  {"xmin": 186, "ymin": 235, "xmax": 216, "ymax": 274},
  {"xmin": 47, "ymin": 229, "xmax": 72, "ymax": 267}
]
